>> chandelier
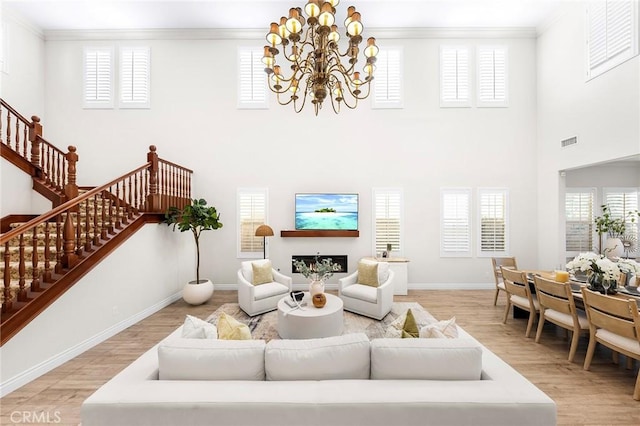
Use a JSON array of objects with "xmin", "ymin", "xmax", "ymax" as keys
[{"xmin": 262, "ymin": 0, "xmax": 379, "ymax": 115}]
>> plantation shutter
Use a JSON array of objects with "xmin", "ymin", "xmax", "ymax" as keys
[
  {"xmin": 372, "ymin": 48, "xmax": 402, "ymax": 109},
  {"xmin": 120, "ymin": 47, "xmax": 150, "ymax": 108},
  {"xmin": 238, "ymin": 48, "xmax": 267, "ymax": 109},
  {"xmin": 237, "ymin": 189, "xmax": 268, "ymax": 258},
  {"xmin": 477, "ymin": 46, "xmax": 508, "ymax": 107},
  {"xmin": 604, "ymin": 187, "xmax": 640, "ymax": 240},
  {"xmin": 478, "ymin": 189, "xmax": 509, "ymax": 256},
  {"xmin": 83, "ymin": 47, "xmax": 113, "ymax": 108},
  {"xmin": 440, "ymin": 189, "xmax": 472, "ymax": 257},
  {"xmin": 587, "ymin": 0, "xmax": 637, "ymax": 79},
  {"xmin": 373, "ymin": 189, "xmax": 403, "ymax": 255},
  {"xmin": 440, "ymin": 46, "xmax": 470, "ymax": 107},
  {"xmin": 565, "ymin": 189, "xmax": 595, "ymax": 254}
]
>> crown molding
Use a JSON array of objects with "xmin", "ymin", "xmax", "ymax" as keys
[
  {"xmin": 43, "ymin": 26, "xmax": 538, "ymax": 42},
  {"xmin": 2, "ymin": 6, "xmax": 44, "ymax": 40}
]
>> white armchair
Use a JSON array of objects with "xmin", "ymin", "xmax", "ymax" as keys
[
  {"xmin": 339, "ymin": 262, "xmax": 394, "ymax": 320},
  {"xmin": 237, "ymin": 260, "xmax": 292, "ymax": 316}
]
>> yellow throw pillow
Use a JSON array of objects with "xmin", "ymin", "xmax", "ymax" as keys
[
  {"xmin": 217, "ymin": 312, "xmax": 252, "ymax": 340},
  {"xmin": 252, "ymin": 260, "xmax": 273, "ymax": 285},
  {"xmin": 357, "ymin": 261, "xmax": 379, "ymax": 287},
  {"xmin": 401, "ymin": 309, "xmax": 419, "ymax": 338}
]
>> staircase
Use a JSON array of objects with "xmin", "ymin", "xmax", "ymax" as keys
[{"xmin": 0, "ymin": 98, "xmax": 194, "ymax": 345}]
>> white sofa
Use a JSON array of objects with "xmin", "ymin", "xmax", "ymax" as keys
[{"xmin": 82, "ymin": 326, "xmax": 556, "ymax": 426}]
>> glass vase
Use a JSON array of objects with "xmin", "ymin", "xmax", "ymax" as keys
[{"xmin": 309, "ymin": 279, "xmax": 325, "ymax": 296}]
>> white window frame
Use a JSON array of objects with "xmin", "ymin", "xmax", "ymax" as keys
[
  {"xmin": 586, "ymin": 0, "xmax": 639, "ymax": 80},
  {"xmin": 237, "ymin": 188, "xmax": 269, "ymax": 259},
  {"xmin": 83, "ymin": 46, "xmax": 114, "ymax": 109},
  {"xmin": 119, "ymin": 46, "xmax": 150, "ymax": 109},
  {"xmin": 439, "ymin": 46, "xmax": 471, "ymax": 108},
  {"xmin": 477, "ymin": 188, "xmax": 509, "ymax": 257},
  {"xmin": 372, "ymin": 47, "xmax": 403, "ymax": 109},
  {"xmin": 476, "ymin": 45, "xmax": 508, "ymax": 108},
  {"xmin": 440, "ymin": 188, "xmax": 472, "ymax": 257},
  {"xmin": 372, "ymin": 188, "xmax": 404, "ymax": 256},
  {"xmin": 238, "ymin": 47, "xmax": 268, "ymax": 109},
  {"xmin": 565, "ymin": 187, "xmax": 597, "ymax": 257}
]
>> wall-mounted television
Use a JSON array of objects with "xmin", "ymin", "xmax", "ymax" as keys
[{"xmin": 295, "ymin": 193, "xmax": 359, "ymax": 230}]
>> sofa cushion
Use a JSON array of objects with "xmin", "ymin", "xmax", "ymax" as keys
[
  {"xmin": 241, "ymin": 259, "xmax": 270, "ymax": 283},
  {"xmin": 254, "ymin": 282, "xmax": 289, "ymax": 301},
  {"xmin": 181, "ymin": 314, "xmax": 217, "ymax": 339},
  {"xmin": 370, "ymin": 338, "xmax": 482, "ymax": 380},
  {"xmin": 265, "ymin": 333, "xmax": 371, "ymax": 381},
  {"xmin": 342, "ymin": 283, "xmax": 377, "ymax": 303},
  {"xmin": 158, "ymin": 338, "xmax": 266, "ymax": 380},
  {"xmin": 358, "ymin": 261, "xmax": 379, "ymax": 287},
  {"xmin": 252, "ymin": 260, "xmax": 273, "ymax": 285},
  {"xmin": 419, "ymin": 317, "xmax": 459, "ymax": 339},
  {"xmin": 217, "ymin": 312, "xmax": 252, "ymax": 340}
]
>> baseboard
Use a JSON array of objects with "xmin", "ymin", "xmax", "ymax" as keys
[{"xmin": 0, "ymin": 291, "xmax": 182, "ymax": 398}]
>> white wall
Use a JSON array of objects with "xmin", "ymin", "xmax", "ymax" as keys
[
  {"xmin": 0, "ymin": 223, "xmax": 194, "ymax": 396},
  {"xmin": 0, "ymin": 7, "xmax": 45, "ymax": 119},
  {"xmin": 39, "ymin": 32, "xmax": 539, "ymax": 285},
  {"xmin": 536, "ymin": 2, "xmax": 640, "ymax": 269},
  {"xmin": 0, "ymin": 158, "xmax": 50, "ymax": 216}
]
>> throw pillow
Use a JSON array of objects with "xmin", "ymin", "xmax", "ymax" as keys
[
  {"xmin": 385, "ymin": 308, "xmax": 435, "ymax": 338},
  {"xmin": 181, "ymin": 314, "xmax": 217, "ymax": 339},
  {"xmin": 419, "ymin": 317, "xmax": 459, "ymax": 339},
  {"xmin": 252, "ymin": 260, "xmax": 273, "ymax": 285},
  {"xmin": 217, "ymin": 312, "xmax": 252, "ymax": 340},
  {"xmin": 401, "ymin": 309, "xmax": 419, "ymax": 338},
  {"xmin": 357, "ymin": 261, "xmax": 379, "ymax": 287}
]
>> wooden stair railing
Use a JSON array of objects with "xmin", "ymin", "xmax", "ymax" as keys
[
  {"xmin": 0, "ymin": 145, "xmax": 193, "ymax": 345},
  {"xmin": 1, "ymin": 98, "xmax": 78, "ymax": 206}
]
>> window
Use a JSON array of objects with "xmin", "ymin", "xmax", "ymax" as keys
[
  {"xmin": 477, "ymin": 46, "xmax": 508, "ymax": 107},
  {"xmin": 440, "ymin": 188, "xmax": 472, "ymax": 257},
  {"xmin": 440, "ymin": 46, "xmax": 470, "ymax": 107},
  {"xmin": 372, "ymin": 48, "xmax": 402, "ymax": 109},
  {"xmin": 565, "ymin": 188, "xmax": 596, "ymax": 255},
  {"xmin": 237, "ymin": 188, "xmax": 268, "ymax": 258},
  {"xmin": 238, "ymin": 48, "xmax": 267, "ymax": 109},
  {"xmin": 603, "ymin": 187, "xmax": 639, "ymax": 241},
  {"xmin": 586, "ymin": 0, "xmax": 639, "ymax": 80},
  {"xmin": 373, "ymin": 188, "xmax": 403, "ymax": 256},
  {"xmin": 478, "ymin": 188, "xmax": 509, "ymax": 256},
  {"xmin": 83, "ymin": 47, "xmax": 113, "ymax": 108},
  {"xmin": 119, "ymin": 47, "xmax": 150, "ymax": 108}
]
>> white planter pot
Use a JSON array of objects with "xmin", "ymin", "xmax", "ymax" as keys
[
  {"xmin": 182, "ymin": 279, "xmax": 214, "ymax": 305},
  {"xmin": 603, "ymin": 237, "xmax": 624, "ymax": 259}
]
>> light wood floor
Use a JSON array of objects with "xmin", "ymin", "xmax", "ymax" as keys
[{"xmin": 1, "ymin": 290, "xmax": 639, "ymax": 425}]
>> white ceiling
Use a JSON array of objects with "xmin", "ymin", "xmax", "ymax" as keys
[{"xmin": 4, "ymin": 0, "xmax": 569, "ymax": 31}]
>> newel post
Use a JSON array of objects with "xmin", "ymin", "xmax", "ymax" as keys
[
  {"xmin": 29, "ymin": 115, "xmax": 42, "ymax": 171},
  {"xmin": 65, "ymin": 146, "xmax": 79, "ymax": 202},
  {"xmin": 146, "ymin": 145, "xmax": 161, "ymax": 212}
]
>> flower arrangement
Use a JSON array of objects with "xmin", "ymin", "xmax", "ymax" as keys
[
  {"xmin": 617, "ymin": 258, "xmax": 640, "ymax": 275},
  {"xmin": 293, "ymin": 253, "xmax": 342, "ymax": 282},
  {"xmin": 566, "ymin": 252, "xmax": 620, "ymax": 282}
]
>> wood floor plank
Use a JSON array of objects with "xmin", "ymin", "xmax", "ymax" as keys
[{"xmin": 1, "ymin": 290, "xmax": 638, "ymax": 425}]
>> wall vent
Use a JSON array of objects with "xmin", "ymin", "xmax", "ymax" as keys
[{"xmin": 561, "ymin": 136, "xmax": 577, "ymax": 148}]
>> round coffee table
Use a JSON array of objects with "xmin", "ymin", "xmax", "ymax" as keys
[{"xmin": 277, "ymin": 292, "xmax": 344, "ymax": 339}]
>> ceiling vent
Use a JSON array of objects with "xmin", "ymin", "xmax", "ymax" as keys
[{"xmin": 561, "ymin": 136, "xmax": 577, "ymax": 148}]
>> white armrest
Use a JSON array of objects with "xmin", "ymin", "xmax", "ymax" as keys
[
  {"xmin": 272, "ymin": 269, "xmax": 293, "ymax": 290},
  {"xmin": 339, "ymin": 272, "xmax": 359, "ymax": 294},
  {"xmin": 237, "ymin": 269, "xmax": 256, "ymax": 300}
]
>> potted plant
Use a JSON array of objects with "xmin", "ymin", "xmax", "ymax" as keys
[
  {"xmin": 165, "ymin": 198, "xmax": 223, "ymax": 305},
  {"xmin": 293, "ymin": 253, "xmax": 342, "ymax": 296},
  {"xmin": 594, "ymin": 205, "xmax": 639, "ymax": 258}
]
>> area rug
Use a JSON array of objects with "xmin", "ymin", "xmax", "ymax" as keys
[{"xmin": 205, "ymin": 302, "xmax": 435, "ymax": 341}]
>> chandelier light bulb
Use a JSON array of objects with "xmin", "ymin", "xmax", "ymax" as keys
[
  {"xmin": 346, "ymin": 12, "xmax": 362, "ymax": 36},
  {"xmin": 364, "ymin": 37, "xmax": 379, "ymax": 58},
  {"xmin": 318, "ymin": 3, "xmax": 335, "ymax": 27},
  {"xmin": 304, "ymin": 0, "xmax": 321, "ymax": 18},
  {"xmin": 344, "ymin": 6, "xmax": 355, "ymax": 27},
  {"xmin": 285, "ymin": 8, "xmax": 303, "ymax": 33},
  {"xmin": 328, "ymin": 24, "xmax": 340, "ymax": 42}
]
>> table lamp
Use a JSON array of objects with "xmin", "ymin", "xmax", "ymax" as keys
[{"xmin": 255, "ymin": 224, "xmax": 274, "ymax": 259}]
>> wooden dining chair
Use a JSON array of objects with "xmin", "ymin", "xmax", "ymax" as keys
[
  {"xmin": 533, "ymin": 275, "xmax": 589, "ymax": 362},
  {"xmin": 491, "ymin": 257, "xmax": 518, "ymax": 306},
  {"xmin": 581, "ymin": 287, "xmax": 640, "ymax": 400},
  {"xmin": 501, "ymin": 267, "xmax": 539, "ymax": 338}
]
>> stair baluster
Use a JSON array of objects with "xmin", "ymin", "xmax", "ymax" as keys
[
  {"xmin": 44, "ymin": 222, "xmax": 52, "ymax": 283},
  {"xmin": 17, "ymin": 234, "xmax": 27, "ymax": 302},
  {"xmin": 31, "ymin": 231, "xmax": 41, "ymax": 292},
  {"xmin": 3, "ymin": 242, "xmax": 11, "ymax": 313}
]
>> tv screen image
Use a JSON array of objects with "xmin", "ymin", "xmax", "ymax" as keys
[{"xmin": 295, "ymin": 193, "xmax": 358, "ymax": 230}]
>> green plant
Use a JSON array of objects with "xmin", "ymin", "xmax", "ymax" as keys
[
  {"xmin": 293, "ymin": 253, "xmax": 341, "ymax": 282},
  {"xmin": 594, "ymin": 205, "xmax": 639, "ymax": 252},
  {"xmin": 165, "ymin": 198, "xmax": 223, "ymax": 284}
]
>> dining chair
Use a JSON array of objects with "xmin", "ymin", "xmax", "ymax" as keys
[
  {"xmin": 491, "ymin": 257, "xmax": 518, "ymax": 306},
  {"xmin": 581, "ymin": 287, "xmax": 640, "ymax": 400},
  {"xmin": 501, "ymin": 267, "xmax": 539, "ymax": 338},
  {"xmin": 533, "ymin": 275, "xmax": 589, "ymax": 362}
]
